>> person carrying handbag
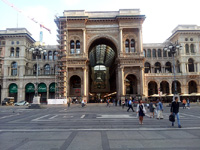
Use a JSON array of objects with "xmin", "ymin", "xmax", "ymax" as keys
[{"xmin": 137, "ymin": 99, "xmax": 146, "ymax": 125}]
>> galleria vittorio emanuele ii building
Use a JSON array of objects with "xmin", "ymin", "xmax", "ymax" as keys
[{"xmin": 0, "ymin": 9, "xmax": 200, "ymax": 103}]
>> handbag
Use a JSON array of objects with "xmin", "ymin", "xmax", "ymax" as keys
[{"xmin": 169, "ymin": 114, "xmax": 175, "ymax": 122}]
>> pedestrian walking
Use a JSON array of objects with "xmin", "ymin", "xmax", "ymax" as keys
[
  {"xmin": 170, "ymin": 97, "xmax": 182, "ymax": 128},
  {"xmin": 156, "ymin": 99, "xmax": 163, "ymax": 119},
  {"xmin": 106, "ymin": 98, "xmax": 110, "ymax": 107},
  {"xmin": 182, "ymin": 98, "xmax": 186, "ymax": 109},
  {"xmin": 127, "ymin": 97, "xmax": 134, "ymax": 112},
  {"xmin": 149, "ymin": 100, "xmax": 155, "ymax": 118},
  {"xmin": 122, "ymin": 100, "xmax": 125, "ymax": 109},
  {"xmin": 187, "ymin": 98, "xmax": 190, "ymax": 108},
  {"xmin": 136, "ymin": 99, "xmax": 146, "ymax": 125},
  {"xmin": 81, "ymin": 99, "xmax": 85, "ymax": 107}
]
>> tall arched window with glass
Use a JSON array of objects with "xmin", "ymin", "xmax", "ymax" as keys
[
  {"xmin": 155, "ymin": 62, "xmax": 161, "ymax": 73},
  {"xmin": 44, "ymin": 64, "xmax": 50, "ymax": 75},
  {"xmin": 185, "ymin": 44, "xmax": 189, "ymax": 54},
  {"xmin": 190, "ymin": 44, "xmax": 195, "ymax": 53},
  {"xmin": 147, "ymin": 49, "xmax": 151, "ymax": 58},
  {"xmin": 125, "ymin": 39, "xmax": 129, "ymax": 53},
  {"xmin": 76, "ymin": 40, "xmax": 80, "ymax": 54},
  {"xmin": 152, "ymin": 49, "xmax": 156, "ymax": 58},
  {"xmin": 188, "ymin": 58, "xmax": 194, "ymax": 72},
  {"xmin": 53, "ymin": 51, "xmax": 58, "ymax": 60},
  {"xmin": 48, "ymin": 51, "xmax": 53, "ymax": 60},
  {"xmin": 163, "ymin": 50, "xmax": 167, "ymax": 57},
  {"xmin": 10, "ymin": 47, "xmax": 14, "ymax": 57},
  {"xmin": 11, "ymin": 62, "xmax": 17, "ymax": 76},
  {"xmin": 16, "ymin": 47, "xmax": 20, "ymax": 58},
  {"xmin": 144, "ymin": 62, "xmax": 151, "ymax": 73},
  {"xmin": 70, "ymin": 40, "xmax": 75, "ymax": 54},
  {"xmin": 158, "ymin": 49, "xmax": 162, "ymax": 57},
  {"xmin": 143, "ymin": 49, "xmax": 146, "ymax": 57},
  {"xmin": 43, "ymin": 52, "xmax": 48, "ymax": 60},
  {"xmin": 130, "ymin": 39, "xmax": 135, "ymax": 52},
  {"xmin": 33, "ymin": 64, "xmax": 40, "ymax": 75}
]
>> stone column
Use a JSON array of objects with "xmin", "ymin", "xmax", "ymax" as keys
[
  {"xmin": 83, "ymin": 67, "xmax": 88, "ymax": 101},
  {"xmin": 197, "ymin": 86, "xmax": 200, "ymax": 93},
  {"xmin": 83, "ymin": 29, "xmax": 86, "ymax": 55},
  {"xmin": 138, "ymin": 26, "xmax": 143, "ymax": 53},
  {"xmin": 140, "ymin": 67, "xmax": 144, "ymax": 96},
  {"xmin": 119, "ymin": 28, "xmax": 123, "ymax": 53},
  {"xmin": 118, "ymin": 66, "xmax": 125, "ymax": 99}
]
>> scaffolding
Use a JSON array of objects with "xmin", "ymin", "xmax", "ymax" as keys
[{"xmin": 54, "ymin": 16, "xmax": 68, "ymax": 99}]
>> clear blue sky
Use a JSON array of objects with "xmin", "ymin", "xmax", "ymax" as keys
[{"xmin": 0, "ymin": 0, "xmax": 200, "ymax": 45}]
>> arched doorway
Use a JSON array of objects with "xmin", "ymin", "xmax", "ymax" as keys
[
  {"xmin": 160, "ymin": 81, "xmax": 169, "ymax": 94},
  {"xmin": 172, "ymin": 80, "xmax": 181, "ymax": 94},
  {"xmin": 188, "ymin": 80, "xmax": 197, "ymax": 94},
  {"xmin": 25, "ymin": 83, "xmax": 35, "ymax": 103},
  {"xmin": 9, "ymin": 83, "xmax": 18, "ymax": 102},
  {"xmin": 88, "ymin": 38, "xmax": 117, "ymax": 102},
  {"xmin": 125, "ymin": 74, "xmax": 137, "ymax": 96},
  {"xmin": 148, "ymin": 81, "xmax": 158, "ymax": 96},
  {"xmin": 70, "ymin": 75, "xmax": 81, "ymax": 98},
  {"xmin": 38, "ymin": 83, "xmax": 47, "ymax": 103},
  {"xmin": 49, "ymin": 83, "xmax": 56, "ymax": 99}
]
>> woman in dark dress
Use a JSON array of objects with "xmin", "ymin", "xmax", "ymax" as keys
[{"xmin": 137, "ymin": 100, "xmax": 146, "ymax": 125}]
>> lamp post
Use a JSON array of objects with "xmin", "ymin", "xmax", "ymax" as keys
[
  {"xmin": 164, "ymin": 41, "xmax": 181, "ymax": 101},
  {"xmin": 29, "ymin": 45, "xmax": 46, "ymax": 105}
]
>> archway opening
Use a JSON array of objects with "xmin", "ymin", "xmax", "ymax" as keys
[
  {"xmin": 172, "ymin": 80, "xmax": 181, "ymax": 94},
  {"xmin": 125, "ymin": 74, "xmax": 138, "ymax": 97},
  {"xmin": 70, "ymin": 75, "xmax": 81, "ymax": 101},
  {"xmin": 188, "ymin": 80, "xmax": 197, "ymax": 94},
  {"xmin": 148, "ymin": 81, "xmax": 158, "ymax": 96},
  {"xmin": 88, "ymin": 38, "xmax": 117, "ymax": 102},
  {"xmin": 25, "ymin": 83, "xmax": 35, "ymax": 103},
  {"xmin": 9, "ymin": 83, "xmax": 18, "ymax": 102},
  {"xmin": 160, "ymin": 81, "xmax": 169, "ymax": 94}
]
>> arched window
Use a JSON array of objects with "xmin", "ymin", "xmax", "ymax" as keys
[
  {"xmin": 11, "ymin": 62, "xmax": 17, "ymax": 76},
  {"xmin": 130, "ymin": 39, "xmax": 135, "ymax": 52},
  {"xmin": 16, "ymin": 47, "xmax": 20, "ymax": 57},
  {"xmin": 147, "ymin": 49, "xmax": 151, "ymax": 57},
  {"xmin": 190, "ymin": 44, "xmax": 195, "ymax": 53},
  {"xmin": 168, "ymin": 51, "xmax": 172, "ymax": 57},
  {"xmin": 76, "ymin": 40, "xmax": 80, "ymax": 54},
  {"xmin": 53, "ymin": 51, "xmax": 58, "ymax": 60},
  {"xmin": 158, "ymin": 49, "xmax": 162, "ymax": 57},
  {"xmin": 163, "ymin": 50, "xmax": 167, "ymax": 57},
  {"xmin": 10, "ymin": 47, "xmax": 14, "ymax": 57},
  {"xmin": 143, "ymin": 49, "xmax": 146, "ymax": 57},
  {"xmin": 44, "ymin": 64, "xmax": 50, "ymax": 75},
  {"xmin": 144, "ymin": 62, "xmax": 151, "ymax": 73},
  {"xmin": 70, "ymin": 40, "xmax": 75, "ymax": 54},
  {"xmin": 155, "ymin": 62, "xmax": 161, "ymax": 73},
  {"xmin": 152, "ymin": 49, "xmax": 156, "ymax": 58},
  {"xmin": 185, "ymin": 44, "xmax": 189, "ymax": 53},
  {"xmin": 165, "ymin": 62, "xmax": 172, "ymax": 73},
  {"xmin": 125, "ymin": 39, "xmax": 129, "ymax": 53},
  {"xmin": 33, "ymin": 64, "xmax": 40, "ymax": 75},
  {"xmin": 188, "ymin": 58, "xmax": 194, "ymax": 72},
  {"xmin": 43, "ymin": 52, "xmax": 48, "ymax": 60},
  {"xmin": 48, "ymin": 51, "xmax": 53, "ymax": 60}
]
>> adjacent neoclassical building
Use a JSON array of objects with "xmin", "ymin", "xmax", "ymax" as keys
[{"xmin": 0, "ymin": 9, "xmax": 200, "ymax": 103}]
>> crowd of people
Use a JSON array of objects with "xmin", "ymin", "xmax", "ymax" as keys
[{"xmin": 67, "ymin": 96, "xmax": 195, "ymax": 128}]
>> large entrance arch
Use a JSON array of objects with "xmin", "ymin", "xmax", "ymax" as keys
[{"xmin": 88, "ymin": 38, "xmax": 117, "ymax": 102}]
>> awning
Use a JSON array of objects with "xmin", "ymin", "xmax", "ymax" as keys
[
  {"xmin": 151, "ymin": 94, "xmax": 159, "ymax": 97},
  {"xmin": 25, "ymin": 83, "xmax": 35, "ymax": 93},
  {"xmin": 9, "ymin": 83, "xmax": 18, "ymax": 93},
  {"xmin": 38, "ymin": 83, "xmax": 47, "ymax": 93},
  {"xmin": 49, "ymin": 83, "xmax": 55, "ymax": 92}
]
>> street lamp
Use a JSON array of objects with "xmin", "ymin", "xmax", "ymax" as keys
[
  {"xmin": 29, "ymin": 45, "xmax": 46, "ymax": 105},
  {"xmin": 163, "ymin": 41, "xmax": 181, "ymax": 100}
]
